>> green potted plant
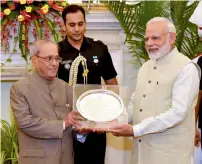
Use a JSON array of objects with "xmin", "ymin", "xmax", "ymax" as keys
[{"xmin": 1, "ymin": 110, "xmax": 18, "ymax": 164}]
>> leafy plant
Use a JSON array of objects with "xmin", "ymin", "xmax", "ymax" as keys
[
  {"xmin": 104, "ymin": 1, "xmax": 200, "ymax": 66},
  {"xmin": 1, "ymin": 0, "xmax": 67, "ymax": 66},
  {"xmin": 170, "ymin": 1, "xmax": 200, "ymax": 57},
  {"xmin": 1, "ymin": 112, "xmax": 18, "ymax": 164}
]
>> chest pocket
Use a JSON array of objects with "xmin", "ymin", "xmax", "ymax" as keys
[
  {"xmin": 84, "ymin": 55, "xmax": 101, "ymax": 78},
  {"xmin": 86, "ymin": 55, "xmax": 100, "ymax": 68}
]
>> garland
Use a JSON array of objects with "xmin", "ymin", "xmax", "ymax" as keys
[
  {"xmin": 69, "ymin": 53, "xmax": 89, "ymax": 86},
  {"xmin": 1, "ymin": 0, "xmax": 67, "ymax": 67}
]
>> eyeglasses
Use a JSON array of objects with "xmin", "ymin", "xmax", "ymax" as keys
[
  {"xmin": 144, "ymin": 33, "xmax": 169, "ymax": 42},
  {"xmin": 35, "ymin": 55, "xmax": 62, "ymax": 63}
]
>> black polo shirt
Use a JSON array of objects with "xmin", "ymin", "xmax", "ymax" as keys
[
  {"xmin": 58, "ymin": 36, "xmax": 117, "ymax": 84},
  {"xmin": 197, "ymin": 55, "xmax": 202, "ymax": 129}
]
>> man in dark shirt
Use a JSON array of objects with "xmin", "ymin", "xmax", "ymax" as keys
[
  {"xmin": 194, "ymin": 54, "xmax": 202, "ymax": 148},
  {"xmin": 58, "ymin": 4, "xmax": 118, "ymax": 164}
]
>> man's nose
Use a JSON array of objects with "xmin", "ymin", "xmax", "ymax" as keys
[
  {"xmin": 145, "ymin": 39, "xmax": 154, "ymax": 46},
  {"xmin": 75, "ymin": 25, "xmax": 79, "ymax": 31},
  {"xmin": 51, "ymin": 58, "xmax": 58, "ymax": 66}
]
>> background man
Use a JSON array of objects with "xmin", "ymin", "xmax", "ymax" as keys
[
  {"xmin": 58, "ymin": 4, "xmax": 118, "ymax": 164},
  {"xmin": 189, "ymin": 2, "xmax": 202, "ymax": 163},
  {"xmin": 192, "ymin": 34, "xmax": 202, "ymax": 164},
  {"xmin": 10, "ymin": 40, "xmax": 83, "ymax": 164},
  {"xmin": 109, "ymin": 17, "xmax": 200, "ymax": 164},
  {"xmin": 194, "ymin": 53, "xmax": 202, "ymax": 148}
]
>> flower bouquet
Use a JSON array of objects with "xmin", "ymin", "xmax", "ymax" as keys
[{"xmin": 1, "ymin": 0, "xmax": 67, "ymax": 66}]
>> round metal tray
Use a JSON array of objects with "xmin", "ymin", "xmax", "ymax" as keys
[{"xmin": 76, "ymin": 89, "xmax": 124, "ymax": 122}]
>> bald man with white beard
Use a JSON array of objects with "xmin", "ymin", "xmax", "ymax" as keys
[{"xmin": 109, "ymin": 17, "xmax": 201, "ymax": 164}]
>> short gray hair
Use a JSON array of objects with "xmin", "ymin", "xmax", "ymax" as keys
[
  {"xmin": 147, "ymin": 17, "xmax": 176, "ymax": 33},
  {"xmin": 30, "ymin": 40, "xmax": 57, "ymax": 57}
]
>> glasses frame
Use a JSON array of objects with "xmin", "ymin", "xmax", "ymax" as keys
[{"xmin": 35, "ymin": 55, "xmax": 63, "ymax": 63}]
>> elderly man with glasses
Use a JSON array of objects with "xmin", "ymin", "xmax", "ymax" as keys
[
  {"xmin": 109, "ymin": 17, "xmax": 201, "ymax": 164},
  {"xmin": 10, "ymin": 40, "xmax": 84, "ymax": 164}
]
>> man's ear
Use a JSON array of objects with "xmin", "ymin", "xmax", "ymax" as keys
[
  {"xmin": 31, "ymin": 56, "xmax": 37, "ymax": 66},
  {"xmin": 169, "ymin": 33, "xmax": 176, "ymax": 45}
]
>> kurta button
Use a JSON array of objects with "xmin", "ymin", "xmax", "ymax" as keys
[
  {"xmin": 148, "ymin": 80, "xmax": 151, "ymax": 83},
  {"xmin": 154, "ymin": 66, "xmax": 157, "ymax": 70},
  {"xmin": 143, "ymin": 94, "xmax": 146, "ymax": 98},
  {"xmin": 139, "ymin": 139, "xmax": 141, "ymax": 142},
  {"xmin": 139, "ymin": 109, "xmax": 143, "ymax": 112},
  {"xmin": 55, "ymin": 103, "xmax": 58, "ymax": 106},
  {"xmin": 50, "ymin": 88, "xmax": 53, "ymax": 92}
]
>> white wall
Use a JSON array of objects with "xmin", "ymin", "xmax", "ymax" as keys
[{"xmin": 1, "ymin": 82, "xmax": 14, "ymax": 123}]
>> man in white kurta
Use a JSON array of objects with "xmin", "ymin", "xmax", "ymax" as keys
[{"xmin": 109, "ymin": 17, "xmax": 200, "ymax": 164}]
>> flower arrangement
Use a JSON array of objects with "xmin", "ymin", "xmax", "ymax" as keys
[{"xmin": 1, "ymin": 0, "xmax": 67, "ymax": 66}]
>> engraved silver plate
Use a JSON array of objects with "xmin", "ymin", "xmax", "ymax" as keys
[{"xmin": 76, "ymin": 89, "xmax": 124, "ymax": 122}]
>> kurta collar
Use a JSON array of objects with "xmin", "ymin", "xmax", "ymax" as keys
[{"xmin": 32, "ymin": 71, "xmax": 57, "ymax": 85}]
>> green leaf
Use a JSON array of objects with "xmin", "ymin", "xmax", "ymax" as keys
[
  {"xmin": 6, "ymin": 58, "xmax": 12, "ymax": 63},
  {"xmin": 8, "ymin": 11, "xmax": 18, "ymax": 20}
]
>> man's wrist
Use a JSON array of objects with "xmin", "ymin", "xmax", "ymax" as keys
[
  {"xmin": 133, "ymin": 124, "xmax": 142, "ymax": 138},
  {"xmin": 63, "ymin": 121, "xmax": 66, "ymax": 130}
]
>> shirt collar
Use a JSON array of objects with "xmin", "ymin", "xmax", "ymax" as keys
[{"xmin": 60, "ymin": 35, "xmax": 92, "ymax": 51}]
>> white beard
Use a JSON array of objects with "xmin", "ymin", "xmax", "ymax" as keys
[{"xmin": 148, "ymin": 38, "xmax": 171, "ymax": 60}]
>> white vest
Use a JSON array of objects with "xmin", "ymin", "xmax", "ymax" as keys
[{"xmin": 132, "ymin": 48, "xmax": 197, "ymax": 164}]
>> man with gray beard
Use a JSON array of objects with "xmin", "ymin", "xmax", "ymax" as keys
[{"xmin": 109, "ymin": 17, "xmax": 200, "ymax": 164}]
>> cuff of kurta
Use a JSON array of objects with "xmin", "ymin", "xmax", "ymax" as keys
[
  {"xmin": 133, "ymin": 124, "xmax": 143, "ymax": 137},
  {"xmin": 53, "ymin": 120, "xmax": 64, "ymax": 139},
  {"xmin": 63, "ymin": 121, "xmax": 65, "ymax": 130}
]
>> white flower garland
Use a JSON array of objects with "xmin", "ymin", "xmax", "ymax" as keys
[{"xmin": 69, "ymin": 53, "xmax": 89, "ymax": 86}]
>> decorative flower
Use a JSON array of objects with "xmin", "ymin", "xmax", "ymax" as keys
[
  {"xmin": 9, "ymin": 3, "xmax": 15, "ymax": 10},
  {"xmin": 25, "ymin": 6, "xmax": 32, "ymax": 13},
  {"xmin": 1, "ymin": 0, "xmax": 67, "ymax": 64},
  {"xmin": 18, "ymin": 15, "xmax": 25, "ymax": 21},
  {"xmin": 61, "ymin": 2, "xmax": 67, "ymax": 7},
  {"xmin": 20, "ymin": 0, "xmax": 26, "ymax": 5},
  {"xmin": 0, "ymin": 12, "xmax": 4, "ymax": 18},
  {"xmin": 41, "ymin": 4, "xmax": 49, "ymax": 13},
  {"xmin": 4, "ymin": 9, "xmax": 11, "ymax": 15}
]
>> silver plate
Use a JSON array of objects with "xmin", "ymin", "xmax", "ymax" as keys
[{"xmin": 76, "ymin": 89, "xmax": 124, "ymax": 122}]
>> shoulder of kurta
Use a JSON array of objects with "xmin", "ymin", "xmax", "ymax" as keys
[
  {"xmin": 57, "ymin": 78, "xmax": 67, "ymax": 85},
  {"xmin": 11, "ymin": 77, "xmax": 30, "ymax": 95},
  {"xmin": 13, "ymin": 77, "xmax": 29, "ymax": 88},
  {"xmin": 178, "ymin": 53, "xmax": 191, "ymax": 62},
  {"xmin": 139, "ymin": 60, "xmax": 151, "ymax": 72}
]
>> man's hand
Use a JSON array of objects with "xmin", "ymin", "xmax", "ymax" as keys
[
  {"xmin": 92, "ymin": 128, "xmax": 106, "ymax": 134},
  {"xmin": 195, "ymin": 127, "xmax": 201, "ymax": 147},
  {"xmin": 65, "ymin": 110, "xmax": 84, "ymax": 129},
  {"xmin": 75, "ymin": 127, "xmax": 92, "ymax": 135},
  {"xmin": 108, "ymin": 123, "xmax": 134, "ymax": 137},
  {"xmin": 92, "ymin": 119, "xmax": 117, "ymax": 134}
]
